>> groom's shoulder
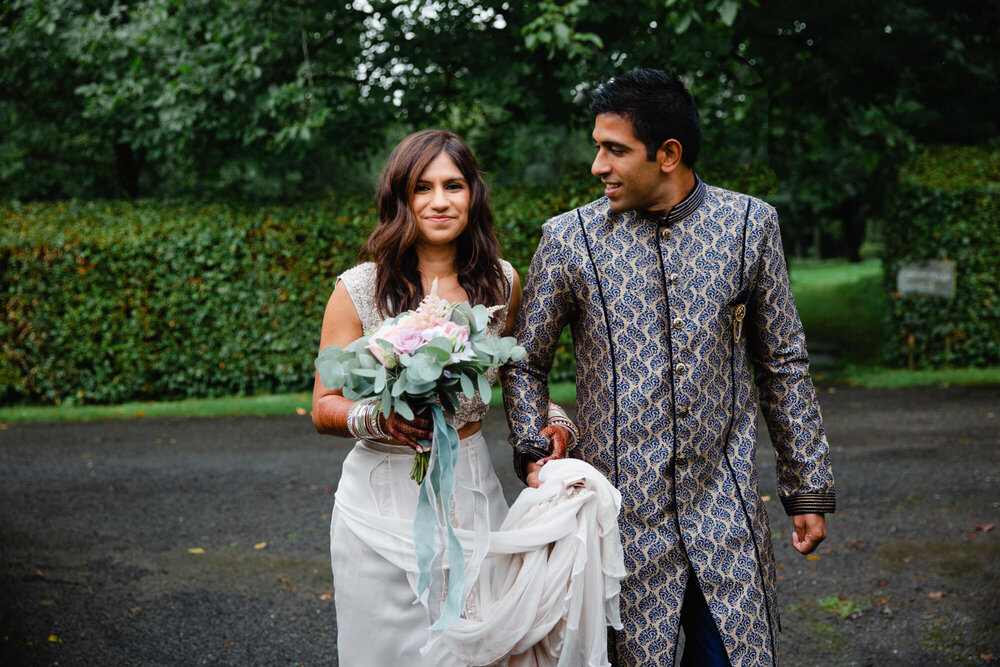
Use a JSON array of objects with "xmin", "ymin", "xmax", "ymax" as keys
[
  {"xmin": 704, "ymin": 183, "xmax": 777, "ymax": 221},
  {"xmin": 542, "ymin": 197, "xmax": 610, "ymax": 235}
]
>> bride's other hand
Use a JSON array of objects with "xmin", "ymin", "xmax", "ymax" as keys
[
  {"xmin": 386, "ymin": 410, "xmax": 434, "ymax": 452},
  {"xmin": 526, "ymin": 424, "xmax": 570, "ymax": 487}
]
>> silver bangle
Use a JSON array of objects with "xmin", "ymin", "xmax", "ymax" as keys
[
  {"xmin": 347, "ymin": 399, "xmax": 381, "ymax": 440},
  {"xmin": 367, "ymin": 402, "xmax": 389, "ymax": 440},
  {"xmin": 546, "ymin": 403, "xmax": 579, "ymax": 449}
]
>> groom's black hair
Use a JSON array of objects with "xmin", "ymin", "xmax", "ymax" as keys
[{"xmin": 590, "ymin": 68, "xmax": 702, "ymax": 168}]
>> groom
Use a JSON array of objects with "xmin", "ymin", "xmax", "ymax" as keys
[{"xmin": 501, "ymin": 68, "xmax": 835, "ymax": 666}]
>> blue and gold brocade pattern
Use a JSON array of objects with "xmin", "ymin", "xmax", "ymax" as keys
[{"xmin": 501, "ymin": 184, "xmax": 836, "ymax": 666}]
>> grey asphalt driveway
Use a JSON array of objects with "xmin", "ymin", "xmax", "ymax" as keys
[{"xmin": 1, "ymin": 385, "xmax": 998, "ymax": 666}]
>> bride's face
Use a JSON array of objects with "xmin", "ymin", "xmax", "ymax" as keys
[{"xmin": 411, "ymin": 152, "xmax": 470, "ymax": 249}]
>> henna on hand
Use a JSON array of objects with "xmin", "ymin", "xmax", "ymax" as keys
[{"xmin": 386, "ymin": 410, "xmax": 434, "ymax": 452}]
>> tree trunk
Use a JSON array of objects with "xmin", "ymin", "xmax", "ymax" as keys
[
  {"xmin": 837, "ymin": 198, "xmax": 865, "ymax": 263},
  {"xmin": 115, "ymin": 142, "xmax": 142, "ymax": 198}
]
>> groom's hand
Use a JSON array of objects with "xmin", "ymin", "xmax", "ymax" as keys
[
  {"xmin": 791, "ymin": 513, "xmax": 827, "ymax": 554},
  {"xmin": 526, "ymin": 425, "xmax": 571, "ymax": 488}
]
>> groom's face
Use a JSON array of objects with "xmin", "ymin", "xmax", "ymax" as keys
[{"xmin": 591, "ymin": 113, "xmax": 665, "ymax": 214}]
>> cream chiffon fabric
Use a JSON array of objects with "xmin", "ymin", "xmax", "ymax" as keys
[{"xmin": 330, "ymin": 433, "xmax": 624, "ymax": 666}]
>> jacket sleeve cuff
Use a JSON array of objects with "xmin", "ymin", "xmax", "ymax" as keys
[
  {"xmin": 780, "ymin": 492, "xmax": 836, "ymax": 516},
  {"xmin": 513, "ymin": 445, "xmax": 550, "ymax": 484}
]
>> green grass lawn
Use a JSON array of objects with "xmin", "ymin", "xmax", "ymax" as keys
[
  {"xmin": 2, "ymin": 259, "xmax": 997, "ymax": 424},
  {"xmin": 789, "ymin": 259, "xmax": 887, "ymax": 367}
]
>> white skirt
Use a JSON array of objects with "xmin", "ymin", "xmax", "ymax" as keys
[{"xmin": 330, "ymin": 434, "xmax": 624, "ymax": 667}]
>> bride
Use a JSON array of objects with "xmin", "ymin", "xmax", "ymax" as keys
[{"xmin": 312, "ymin": 129, "xmax": 622, "ymax": 666}]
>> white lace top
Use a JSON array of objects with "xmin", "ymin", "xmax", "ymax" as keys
[{"xmin": 338, "ymin": 260, "xmax": 515, "ymax": 429}]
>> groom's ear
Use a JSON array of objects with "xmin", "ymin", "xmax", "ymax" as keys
[{"xmin": 657, "ymin": 139, "xmax": 684, "ymax": 174}]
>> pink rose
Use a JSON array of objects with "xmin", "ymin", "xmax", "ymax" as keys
[{"xmin": 392, "ymin": 327, "xmax": 425, "ymax": 356}]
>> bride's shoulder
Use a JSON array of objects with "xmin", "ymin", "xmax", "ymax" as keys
[{"xmin": 338, "ymin": 262, "xmax": 376, "ymax": 289}]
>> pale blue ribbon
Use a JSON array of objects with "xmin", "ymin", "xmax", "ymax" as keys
[{"xmin": 412, "ymin": 404, "xmax": 465, "ymax": 630}]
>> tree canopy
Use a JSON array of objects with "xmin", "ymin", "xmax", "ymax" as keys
[{"xmin": 2, "ymin": 0, "xmax": 997, "ymax": 256}]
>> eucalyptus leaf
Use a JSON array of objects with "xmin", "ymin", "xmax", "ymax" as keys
[
  {"xmin": 459, "ymin": 372, "xmax": 475, "ymax": 398},
  {"xmin": 449, "ymin": 306, "xmax": 471, "ymax": 328},
  {"xmin": 408, "ymin": 356, "xmax": 444, "ymax": 384},
  {"xmin": 470, "ymin": 305, "xmax": 490, "ymax": 332},
  {"xmin": 345, "ymin": 337, "xmax": 371, "ymax": 354},
  {"xmin": 476, "ymin": 372, "xmax": 491, "ymax": 403},
  {"xmin": 317, "ymin": 362, "xmax": 346, "ymax": 391},
  {"xmin": 422, "ymin": 338, "xmax": 453, "ymax": 362},
  {"xmin": 393, "ymin": 396, "xmax": 414, "ymax": 420},
  {"xmin": 404, "ymin": 379, "xmax": 438, "ymax": 395},
  {"xmin": 392, "ymin": 370, "xmax": 408, "ymax": 397},
  {"xmin": 374, "ymin": 364, "xmax": 387, "ymax": 394}
]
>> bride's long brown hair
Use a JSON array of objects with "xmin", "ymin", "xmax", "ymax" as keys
[{"xmin": 363, "ymin": 130, "xmax": 507, "ymax": 317}]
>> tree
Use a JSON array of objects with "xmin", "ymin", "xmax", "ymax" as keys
[{"xmin": 3, "ymin": 0, "xmax": 997, "ymax": 229}]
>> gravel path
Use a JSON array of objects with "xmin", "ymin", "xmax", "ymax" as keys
[{"xmin": 1, "ymin": 384, "xmax": 998, "ymax": 666}]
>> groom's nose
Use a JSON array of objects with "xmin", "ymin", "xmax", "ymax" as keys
[{"xmin": 591, "ymin": 151, "xmax": 609, "ymax": 178}]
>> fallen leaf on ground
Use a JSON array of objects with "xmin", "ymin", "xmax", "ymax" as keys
[
  {"xmin": 975, "ymin": 524, "xmax": 994, "ymax": 533},
  {"xmin": 48, "ymin": 635, "xmax": 62, "ymax": 643},
  {"xmin": 761, "ymin": 495, "xmax": 771, "ymax": 501},
  {"xmin": 927, "ymin": 591, "xmax": 946, "ymax": 599},
  {"xmin": 806, "ymin": 555, "xmax": 820, "ymax": 560},
  {"xmin": 318, "ymin": 593, "xmax": 332, "ymax": 601},
  {"xmin": 254, "ymin": 542, "xmax": 267, "ymax": 550},
  {"xmin": 187, "ymin": 547, "xmax": 205, "ymax": 555},
  {"xmin": 295, "ymin": 407, "xmax": 308, "ymax": 415}
]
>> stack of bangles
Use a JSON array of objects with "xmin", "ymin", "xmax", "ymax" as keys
[
  {"xmin": 346, "ymin": 399, "xmax": 389, "ymax": 441},
  {"xmin": 546, "ymin": 403, "xmax": 579, "ymax": 450}
]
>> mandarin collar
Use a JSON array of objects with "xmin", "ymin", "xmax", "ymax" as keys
[{"xmin": 640, "ymin": 175, "xmax": 705, "ymax": 226}]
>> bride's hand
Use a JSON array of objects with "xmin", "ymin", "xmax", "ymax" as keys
[
  {"xmin": 538, "ymin": 424, "xmax": 570, "ymax": 464},
  {"xmin": 526, "ymin": 424, "xmax": 571, "ymax": 488},
  {"xmin": 385, "ymin": 410, "xmax": 434, "ymax": 452}
]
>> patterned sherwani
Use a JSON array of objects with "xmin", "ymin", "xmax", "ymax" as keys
[{"xmin": 501, "ymin": 179, "xmax": 836, "ymax": 666}]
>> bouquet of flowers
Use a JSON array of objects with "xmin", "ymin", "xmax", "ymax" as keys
[
  {"xmin": 316, "ymin": 280, "xmax": 525, "ymax": 631},
  {"xmin": 315, "ymin": 280, "xmax": 525, "ymax": 483}
]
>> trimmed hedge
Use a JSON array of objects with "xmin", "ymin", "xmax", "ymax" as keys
[
  {"xmin": 1, "ymin": 166, "xmax": 774, "ymax": 406},
  {"xmin": 882, "ymin": 144, "xmax": 1000, "ymax": 367},
  {"xmin": 0, "ymin": 182, "xmax": 591, "ymax": 405}
]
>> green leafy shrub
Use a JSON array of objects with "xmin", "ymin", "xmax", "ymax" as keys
[
  {"xmin": 882, "ymin": 144, "xmax": 1000, "ymax": 367},
  {"xmin": 1, "ymin": 199, "xmax": 372, "ymax": 405},
  {"xmin": 0, "ymin": 179, "xmax": 598, "ymax": 405}
]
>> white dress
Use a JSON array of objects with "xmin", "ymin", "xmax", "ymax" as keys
[{"xmin": 330, "ymin": 262, "xmax": 624, "ymax": 666}]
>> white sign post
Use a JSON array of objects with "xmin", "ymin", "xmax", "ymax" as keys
[{"xmin": 897, "ymin": 260, "xmax": 956, "ymax": 298}]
